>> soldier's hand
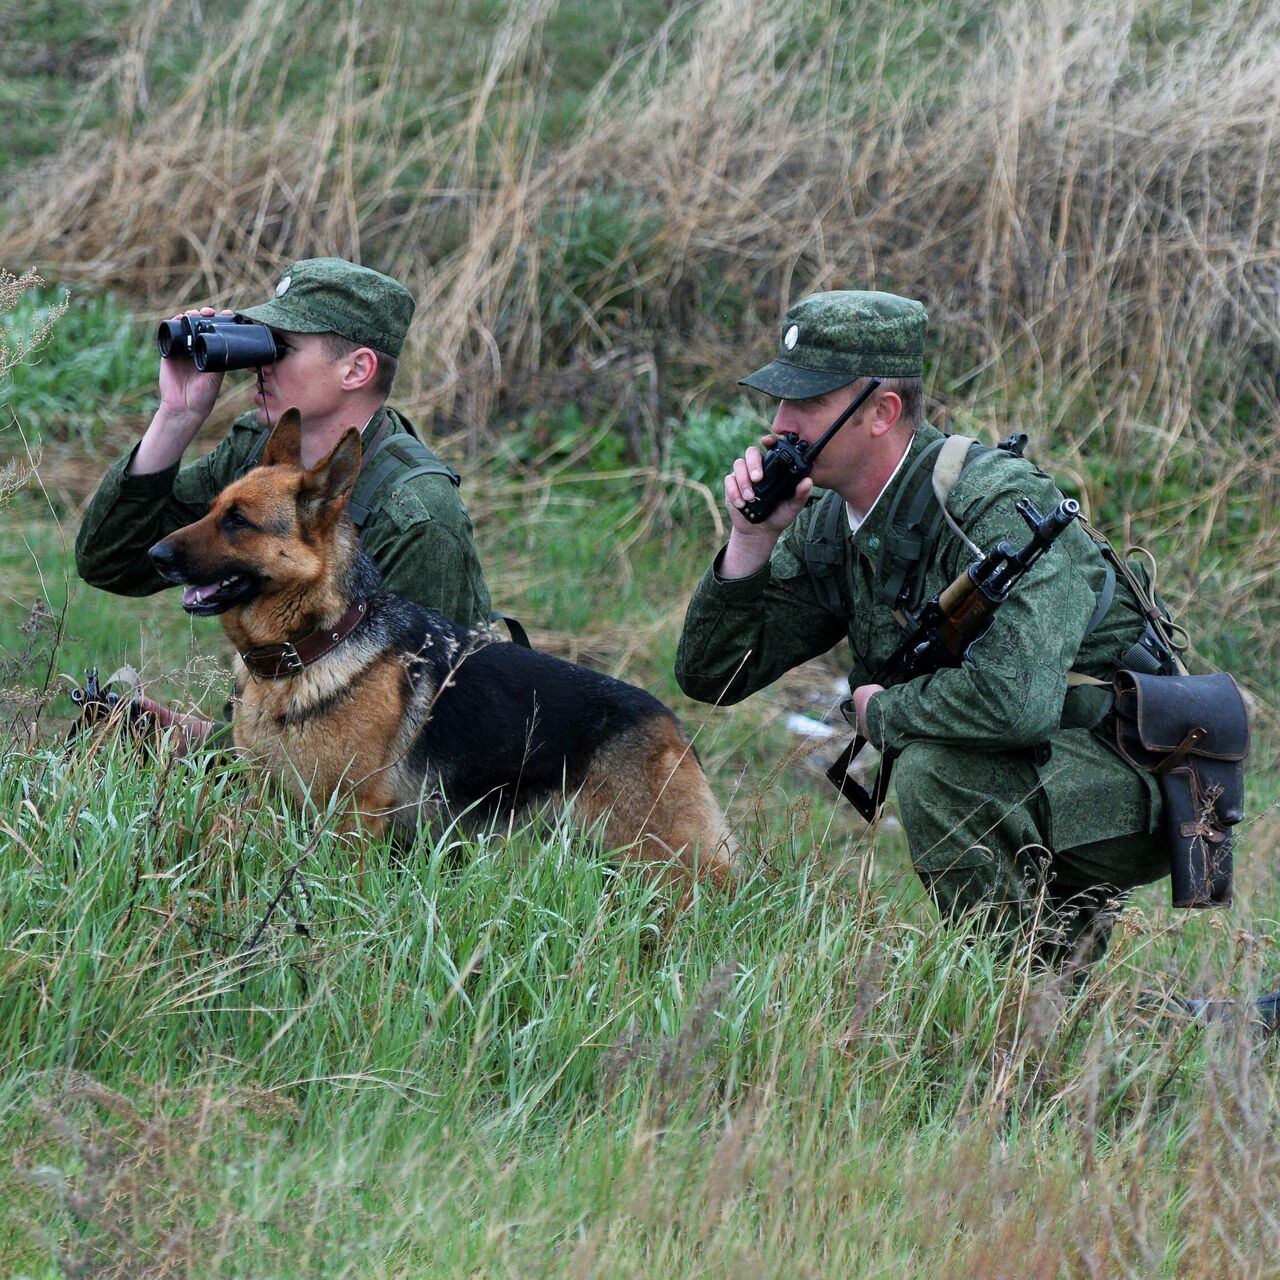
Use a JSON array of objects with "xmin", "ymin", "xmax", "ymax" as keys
[
  {"xmin": 851, "ymin": 683, "xmax": 885, "ymax": 736},
  {"xmin": 156, "ymin": 307, "xmax": 231, "ymax": 428},
  {"xmin": 724, "ymin": 435, "xmax": 813, "ymax": 535},
  {"xmin": 136, "ymin": 694, "xmax": 214, "ymax": 757},
  {"xmin": 717, "ymin": 436, "xmax": 812, "ymax": 580}
]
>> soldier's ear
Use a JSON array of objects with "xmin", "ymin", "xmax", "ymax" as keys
[
  {"xmin": 261, "ymin": 409, "xmax": 303, "ymax": 468},
  {"xmin": 299, "ymin": 427, "xmax": 362, "ymax": 518}
]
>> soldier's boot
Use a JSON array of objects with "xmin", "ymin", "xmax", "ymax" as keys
[
  {"xmin": 918, "ymin": 866, "xmax": 1125, "ymax": 976},
  {"xmin": 1035, "ymin": 884, "xmax": 1129, "ymax": 975}
]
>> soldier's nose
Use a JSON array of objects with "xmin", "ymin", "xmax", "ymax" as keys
[{"xmin": 773, "ymin": 401, "xmax": 802, "ymax": 435}]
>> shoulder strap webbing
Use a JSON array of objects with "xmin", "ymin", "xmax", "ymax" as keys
[
  {"xmin": 875, "ymin": 436, "xmax": 949, "ymax": 612},
  {"xmin": 879, "ymin": 431, "xmax": 1039, "ymax": 614},
  {"xmin": 347, "ymin": 433, "xmax": 460, "ymax": 530},
  {"xmin": 803, "ymin": 430, "xmax": 1109, "ymax": 631},
  {"xmin": 1082, "ymin": 560, "xmax": 1116, "ymax": 640},
  {"xmin": 235, "ymin": 426, "xmax": 271, "ymax": 478},
  {"xmin": 802, "ymin": 490, "xmax": 851, "ymax": 615},
  {"xmin": 234, "ymin": 415, "xmax": 459, "ymax": 530},
  {"xmin": 931, "ymin": 433, "xmax": 975, "ymax": 507},
  {"xmin": 931, "ymin": 434, "xmax": 986, "ymax": 560}
]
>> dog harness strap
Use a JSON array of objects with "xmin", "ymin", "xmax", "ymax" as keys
[{"xmin": 240, "ymin": 600, "xmax": 368, "ymax": 679}]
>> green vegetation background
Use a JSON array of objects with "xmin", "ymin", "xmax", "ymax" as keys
[{"xmin": 1, "ymin": 0, "xmax": 1277, "ymax": 1275}]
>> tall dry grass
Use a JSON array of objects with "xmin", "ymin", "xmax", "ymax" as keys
[
  {"xmin": 2, "ymin": 0, "xmax": 1276, "ymax": 694},
  {"xmin": 7, "ymin": 0, "xmax": 1279, "ymax": 429}
]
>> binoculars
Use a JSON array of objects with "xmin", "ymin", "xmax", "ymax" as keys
[{"xmin": 157, "ymin": 313, "xmax": 285, "ymax": 372}]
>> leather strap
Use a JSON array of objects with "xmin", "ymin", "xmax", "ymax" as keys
[{"xmin": 240, "ymin": 600, "xmax": 368, "ymax": 680}]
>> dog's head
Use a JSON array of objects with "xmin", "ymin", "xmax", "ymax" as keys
[{"xmin": 149, "ymin": 410, "xmax": 363, "ymax": 620}]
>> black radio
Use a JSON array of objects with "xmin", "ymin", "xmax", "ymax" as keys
[{"xmin": 740, "ymin": 378, "xmax": 881, "ymax": 523}]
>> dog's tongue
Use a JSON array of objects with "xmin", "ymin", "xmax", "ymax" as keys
[{"xmin": 183, "ymin": 583, "xmax": 222, "ymax": 608}]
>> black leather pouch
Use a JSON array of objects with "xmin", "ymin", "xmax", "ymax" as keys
[{"xmin": 1112, "ymin": 671, "xmax": 1249, "ymax": 908}]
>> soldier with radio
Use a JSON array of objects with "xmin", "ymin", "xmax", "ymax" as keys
[{"xmin": 674, "ymin": 290, "xmax": 1244, "ymax": 969}]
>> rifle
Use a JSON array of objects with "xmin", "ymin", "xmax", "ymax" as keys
[{"xmin": 827, "ymin": 496, "xmax": 1082, "ymax": 821}]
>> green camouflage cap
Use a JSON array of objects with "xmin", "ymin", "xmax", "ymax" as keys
[
  {"xmin": 739, "ymin": 290, "xmax": 927, "ymax": 398},
  {"xmin": 237, "ymin": 257, "xmax": 415, "ymax": 357}
]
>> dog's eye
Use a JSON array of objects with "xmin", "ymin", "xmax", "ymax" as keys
[{"xmin": 221, "ymin": 509, "xmax": 254, "ymax": 533}]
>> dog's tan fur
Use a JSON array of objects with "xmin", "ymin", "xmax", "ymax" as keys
[{"xmin": 150, "ymin": 412, "xmax": 735, "ymax": 888}]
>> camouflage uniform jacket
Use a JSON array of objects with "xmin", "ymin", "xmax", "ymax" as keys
[
  {"xmin": 75, "ymin": 406, "xmax": 493, "ymax": 629},
  {"xmin": 675, "ymin": 424, "xmax": 1162, "ymax": 848}
]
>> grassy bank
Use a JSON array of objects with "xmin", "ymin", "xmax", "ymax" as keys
[
  {"xmin": 2, "ymin": 0, "xmax": 1279, "ymax": 1274},
  {"xmin": 2, "ymin": 724, "xmax": 1278, "ymax": 1277}
]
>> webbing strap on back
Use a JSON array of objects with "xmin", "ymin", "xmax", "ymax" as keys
[
  {"xmin": 874, "ymin": 436, "xmax": 949, "ymax": 612},
  {"xmin": 346, "ymin": 434, "xmax": 459, "ymax": 530},
  {"xmin": 915, "ymin": 434, "xmax": 1115, "ymax": 646}
]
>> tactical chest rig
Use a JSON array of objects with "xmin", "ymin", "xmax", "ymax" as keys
[
  {"xmin": 803, "ymin": 430, "xmax": 1036, "ymax": 621},
  {"xmin": 802, "ymin": 430, "xmax": 1249, "ymax": 910}
]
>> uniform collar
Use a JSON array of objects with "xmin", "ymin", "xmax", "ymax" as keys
[
  {"xmin": 845, "ymin": 434, "xmax": 912, "ymax": 532},
  {"xmin": 845, "ymin": 424, "xmax": 946, "ymax": 558},
  {"xmin": 359, "ymin": 407, "xmax": 389, "ymax": 443}
]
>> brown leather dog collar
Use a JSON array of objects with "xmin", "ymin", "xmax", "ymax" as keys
[{"xmin": 240, "ymin": 601, "xmax": 368, "ymax": 680}]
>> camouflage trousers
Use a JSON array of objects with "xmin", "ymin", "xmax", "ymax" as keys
[{"xmin": 893, "ymin": 727, "xmax": 1168, "ymax": 968}]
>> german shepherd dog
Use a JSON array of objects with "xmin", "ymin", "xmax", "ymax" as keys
[{"xmin": 147, "ymin": 412, "xmax": 735, "ymax": 887}]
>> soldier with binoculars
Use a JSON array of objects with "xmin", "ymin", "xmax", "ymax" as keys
[{"xmin": 75, "ymin": 256, "xmax": 493, "ymax": 750}]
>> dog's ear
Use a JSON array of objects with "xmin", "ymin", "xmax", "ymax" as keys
[
  {"xmin": 299, "ymin": 427, "xmax": 362, "ymax": 516},
  {"xmin": 261, "ymin": 409, "xmax": 303, "ymax": 468}
]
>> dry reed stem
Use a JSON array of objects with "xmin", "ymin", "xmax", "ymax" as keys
[
  {"xmin": 5, "ymin": 0, "xmax": 1277, "ymax": 447},
  {"xmin": 2, "ymin": 0, "xmax": 1276, "ymax": 696}
]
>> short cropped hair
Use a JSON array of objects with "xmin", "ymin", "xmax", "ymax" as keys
[
  {"xmin": 850, "ymin": 374, "xmax": 924, "ymax": 431},
  {"xmin": 321, "ymin": 332, "xmax": 398, "ymax": 400}
]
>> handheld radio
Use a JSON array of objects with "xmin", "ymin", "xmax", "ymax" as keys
[{"xmin": 740, "ymin": 378, "xmax": 882, "ymax": 523}]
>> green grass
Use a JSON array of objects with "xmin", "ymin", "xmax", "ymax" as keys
[
  {"xmin": 0, "ymin": 717, "xmax": 1274, "ymax": 1275},
  {"xmin": 3, "ymin": 0, "xmax": 1280, "ymax": 1271},
  {"xmin": 0, "ymin": 256, "xmax": 1276, "ymax": 1274},
  {"xmin": 0, "ymin": 0, "xmax": 134, "ymax": 179},
  {"xmin": 3, "ymin": 389, "xmax": 1278, "ymax": 1273},
  {"xmin": 0, "ymin": 285, "xmax": 155, "ymax": 444}
]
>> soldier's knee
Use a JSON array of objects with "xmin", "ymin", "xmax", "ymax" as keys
[{"xmin": 892, "ymin": 740, "xmax": 958, "ymax": 829}]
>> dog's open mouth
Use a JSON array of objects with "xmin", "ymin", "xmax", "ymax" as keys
[{"xmin": 181, "ymin": 573, "xmax": 258, "ymax": 615}]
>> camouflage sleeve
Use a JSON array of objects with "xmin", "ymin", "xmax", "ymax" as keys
[
  {"xmin": 360, "ymin": 474, "xmax": 493, "ymax": 629},
  {"xmin": 74, "ymin": 417, "xmax": 263, "ymax": 596},
  {"xmin": 674, "ymin": 513, "xmax": 848, "ymax": 705},
  {"xmin": 863, "ymin": 462, "xmax": 1105, "ymax": 753}
]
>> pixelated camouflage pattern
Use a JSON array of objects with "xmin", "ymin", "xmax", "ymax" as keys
[
  {"xmin": 238, "ymin": 257, "xmax": 415, "ymax": 356},
  {"xmin": 675, "ymin": 424, "xmax": 1168, "ymax": 931},
  {"xmin": 895, "ymin": 733, "xmax": 1166, "ymax": 965},
  {"xmin": 739, "ymin": 290, "xmax": 927, "ymax": 398},
  {"xmin": 75, "ymin": 407, "xmax": 492, "ymax": 628}
]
